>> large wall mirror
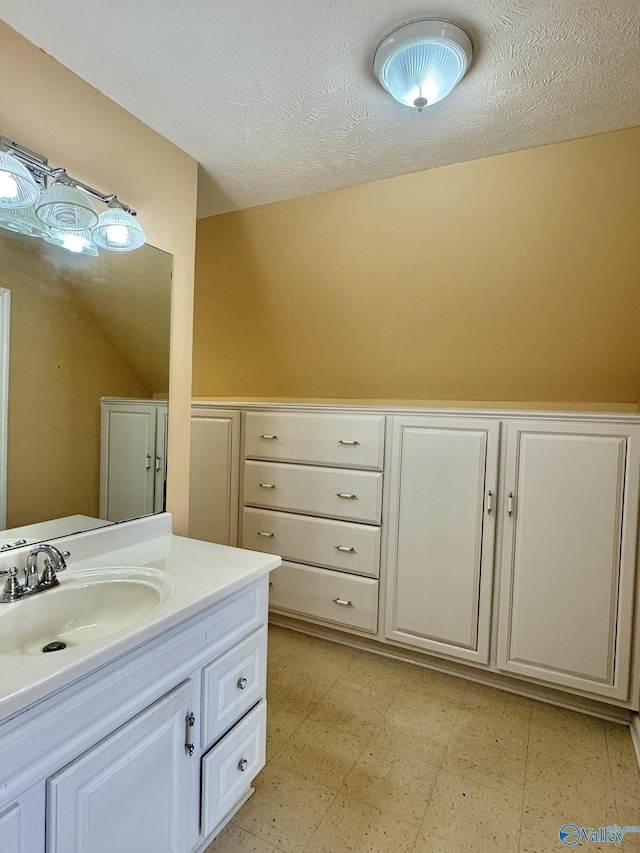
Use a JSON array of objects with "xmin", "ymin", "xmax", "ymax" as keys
[{"xmin": 0, "ymin": 227, "xmax": 171, "ymax": 549}]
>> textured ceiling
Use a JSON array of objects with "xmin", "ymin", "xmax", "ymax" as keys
[{"xmin": 1, "ymin": 0, "xmax": 638, "ymax": 218}]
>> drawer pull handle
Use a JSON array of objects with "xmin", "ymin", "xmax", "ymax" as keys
[
  {"xmin": 258, "ymin": 531, "xmax": 274, "ymax": 538},
  {"xmin": 333, "ymin": 598, "xmax": 353, "ymax": 607},
  {"xmin": 259, "ymin": 483, "xmax": 276, "ymax": 489},
  {"xmin": 508, "ymin": 492, "xmax": 514, "ymax": 517},
  {"xmin": 337, "ymin": 493, "xmax": 358, "ymax": 500},
  {"xmin": 238, "ymin": 758, "xmax": 249, "ymax": 772},
  {"xmin": 260, "ymin": 434, "xmax": 278, "ymax": 440},
  {"xmin": 339, "ymin": 440, "xmax": 360, "ymax": 446},
  {"xmin": 237, "ymin": 677, "xmax": 248, "ymax": 690},
  {"xmin": 185, "ymin": 711, "xmax": 195, "ymax": 757},
  {"xmin": 335, "ymin": 545, "xmax": 356, "ymax": 553},
  {"xmin": 487, "ymin": 490, "xmax": 493, "ymax": 515}
]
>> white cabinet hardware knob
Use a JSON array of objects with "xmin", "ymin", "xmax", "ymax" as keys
[
  {"xmin": 258, "ymin": 531, "xmax": 274, "ymax": 538},
  {"xmin": 259, "ymin": 483, "xmax": 276, "ymax": 489},
  {"xmin": 238, "ymin": 758, "xmax": 248, "ymax": 772},
  {"xmin": 336, "ymin": 493, "xmax": 358, "ymax": 500},
  {"xmin": 338, "ymin": 440, "xmax": 360, "ymax": 446},
  {"xmin": 237, "ymin": 677, "xmax": 248, "ymax": 690},
  {"xmin": 333, "ymin": 598, "xmax": 353, "ymax": 607},
  {"xmin": 335, "ymin": 545, "xmax": 356, "ymax": 553}
]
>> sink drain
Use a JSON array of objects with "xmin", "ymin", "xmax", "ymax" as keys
[{"xmin": 42, "ymin": 641, "xmax": 66, "ymax": 653}]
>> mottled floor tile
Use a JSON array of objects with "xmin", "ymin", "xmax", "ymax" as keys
[
  {"xmin": 233, "ymin": 764, "xmax": 335, "ymax": 853},
  {"xmin": 271, "ymin": 718, "xmax": 366, "ymax": 790},
  {"xmin": 267, "ymin": 625, "xmax": 302, "ymax": 667},
  {"xmin": 309, "ymin": 680, "xmax": 392, "ymax": 741},
  {"xmin": 305, "ymin": 793, "xmax": 419, "ymax": 853},
  {"xmin": 421, "ymin": 769, "xmax": 522, "ymax": 852},
  {"xmin": 529, "ymin": 703, "xmax": 609, "ymax": 772},
  {"xmin": 442, "ymin": 723, "xmax": 526, "ymax": 793},
  {"xmin": 335, "ymin": 652, "xmax": 411, "ymax": 701},
  {"xmin": 458, "ymin": 683, "xmax": 531, "ymax": 746},
  {"xmin": 266, "ymin": 704, "xmax": 306, "ymax": 761},
  {"xmin": 267, "ymin": 657, "xmax": 338, "ymax": 716},
  {"xmin": 204, "ymin": 823, "xmax": 277, "ymax": 852},
  {"xmin": 522, "ymin": 749, "xmax": 617, "ymax": 833},
  {"xmin": 368, "ymin": 698, "xmax": 459, "ymax": 768},
  {"xmin": 412, "ymin": 830, "xmax": 472, "ymax": 852},
  {"xmin": 394, "ymin": 666, "xmax": 468, "ymax": 710},
  {"xmin": 605, "ymin": 721, "xmax": 640, "ymax": 800},
  {"xmin": 341, "ymin": 744, "xmax": 438, "ymax": 826}
]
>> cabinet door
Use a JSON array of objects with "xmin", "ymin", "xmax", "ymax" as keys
[
  {"xmin": 154, "ymin": 403, "xmax": 169, "ymax": 513},
  {"xmin": 384, "ymin": 417, "xmax": 500, "ymax": 664},
  {"xmin": 189, "ymin": 410, "xmax": 240, "ymax": 546},
  {"xmin": 99, "ymin": 403, "xmax": 157, "ymax": 521},
  {"xmin": 47, "ymin": 681, "xmax": 193, "ymax": 853},
  {"xmin": 497, "ymin": 420, "xmax": 640, "ymax": 700},
  {"xmin": 0, "ymin": 787, "xmax": 44, "ymax": 853}
]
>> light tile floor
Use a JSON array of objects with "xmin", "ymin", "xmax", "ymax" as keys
[{"xmin": 206, "ymin": 626, "xmax": 640, "ymax": 853}]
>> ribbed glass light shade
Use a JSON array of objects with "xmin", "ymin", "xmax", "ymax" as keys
[
  {"xmin": 92, "ymin": 206, "xmax": 146, "ymax": 252},
  {"xmin": 374, "ymin": 20, "xmax": 472, "ymax": 110},
  {"xmin": 0, "ymin": 150, "xmax": 42, "ymax": 209},
  {"xmin": 45, "ymin": 227, "xmax": 99, "ymax": 256},
  {"xmin": 0, "ymin": 204, "xmax": 49, "ymax": 237},
  {"xmin": 36, "ymin": 180, "xmax": 98, "ymax": 231}
]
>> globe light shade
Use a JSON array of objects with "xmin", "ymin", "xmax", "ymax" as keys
[
  {"xmin": 0, "ymin": 205, "xmax": 49, "ymax": 237},
  {"xmin": 45, "ymin": 227, "xmax": 100, "ymax": 256},
  {"xmin": 36, "ymin": 179, "xmax": 99, "ymax": 231},
  {"xmin": 92, "ymin": 206, "xmax": 146, "ymax": 252},
  {"xmin": 0, "ymin": 150, "xmax": 42, "ymax": 209},
  {"xmin": 374, "ymin": 20, "xmax": 472, "ymax": 111}
]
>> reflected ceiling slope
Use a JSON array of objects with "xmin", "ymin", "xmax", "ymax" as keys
[
  {"xmin": 0, "ymin": 1, "xmax": 638, "ymax": 218},
  {"xmin": 2, "ymin": 231, "xmax": 171, "ymax": 394}
]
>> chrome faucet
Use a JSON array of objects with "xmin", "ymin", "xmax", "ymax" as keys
[{"xmin": 0, "ymin": 543, "xmax": 70, "ymax": 603}]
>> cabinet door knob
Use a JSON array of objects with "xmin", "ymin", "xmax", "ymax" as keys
[
  {"xmin": 260, "ymin": 434, "xmax": 278, "ymax": 440},
  {"xmin": 259, "ymin": 483, "xmax": 276, "ymax": 489},
  {"xmin": 237, "ymin": 677, "xmax": 248, "ymax": 690},
  {"xmin": 238, "ymin": 758, "xmax": 249, "ymax": 772},
  {"xmin": 333, "ymin": 598, "xmax": 353, "ymax": 607},
  {"xmin": 336, "ymin": 493, "xmax": 358, "ymax": 500},
  {"xmin": 338, "ymin": 440, "xmax": 360, "ymax": 446},
  {"xmin": 258, "ymin": 531, "xmax": 274, "ymax": 538},
  {"xmin": 335, "ymin": 545, "xmax": 356, "ymax": 553}
]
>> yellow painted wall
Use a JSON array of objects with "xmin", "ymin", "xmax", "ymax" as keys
[
  {"xmin": 194, "ymin": 127, "xmax": 640, "ymax": 407},
  {"xmin": 1, "ymin": 21, "xmax": 198, "ymax": 531}
]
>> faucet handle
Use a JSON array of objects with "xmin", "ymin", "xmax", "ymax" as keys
[{"xmin": 0, "ymin": 567, "xmax": 21, "ymax": 602}]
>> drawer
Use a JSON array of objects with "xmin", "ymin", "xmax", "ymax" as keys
[
  {"xmin": 244, "ymin": 461, "xmax": 383, "ymax": 524},
  {"xmin": 201, "ymin": 701, "xmax": 266, "ymax": 836},
  {"xmin": 245, "ymin": 412, "xmax": 385, "ymax": 470},
  {"xmin": 201, "ymin": 627, "xmax": 267, "ymax": 748},
  {"xmin": 243, "ymin": 508, "xmax": 380, "ymax": 578},
  {"xmin": 269, "ymin": 562, "xmax": 379, "ymax": 633}
]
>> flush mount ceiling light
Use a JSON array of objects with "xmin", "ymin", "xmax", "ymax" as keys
[
  {"xmin": 373, "ymin": 19, "xmax": 472, "ymax": 112},
  {"xmin": 0, "ymin": 133, "xmax": 146, "ymax": 254}
]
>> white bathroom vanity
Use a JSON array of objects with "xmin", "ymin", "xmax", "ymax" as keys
[{"xmin": 0, "ymin": 513, "xmax": 279, "ymax": 853}]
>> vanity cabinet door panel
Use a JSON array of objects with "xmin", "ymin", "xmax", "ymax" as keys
[
  {"xmin": 497, "ymin": 420, "xmax": 640, "ymax": 700},
  {"xmin": 384, "ymin": 417, "xmax": 500, "ymax": 664},
  {"xmin": 47, "ymin": 681, "xmax": 193, "ymax": 853},
  {"xmin": 0, "ymin": 787, "xmax": 43, "ymax": 853},
  {"xmin": 189, "ymin": 410, "xmax": 240, "ymax": 546},
  {"xmin": 99, "ymin": 403, "xmax": 157, "ymax": 522}
]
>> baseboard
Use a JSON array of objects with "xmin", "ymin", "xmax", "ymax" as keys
[
  {"xmin": 269, "ymin": 615, "xmax": 634, "ymax": 724},
  {"xmin": 630, "ymin": 715, "xmax": 640, "ymax": 770}
]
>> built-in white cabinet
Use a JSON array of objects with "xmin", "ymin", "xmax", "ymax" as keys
[
  {"xmin": 384, "ymin": 417, "xmax": 500, "ymax": 664},
  {"xmin": 47, "ymin": 681, "xmax": 193, "ymax": 853},
  {"xmin": 100, "ymin": 399, "xmax": 168, "ymax": 522},
  {"xmin": 496, "ymin": 420, "xmax": 640, "ymax": 700},
  {"xmin": 0, "ymin": 577, "xmax": 269, "ymax": 853},
  {"xmin": 188, "ymin": 408, "xmax": 240, "ymax": 546}
]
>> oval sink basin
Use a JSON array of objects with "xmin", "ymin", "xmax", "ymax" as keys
[{"xmin": 0, "ymin": 567, "xmax": 174, "ymax": 656}]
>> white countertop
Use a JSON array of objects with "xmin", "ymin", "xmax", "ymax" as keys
[{"xmin": 0, "ymin": 515, "xmax": 280, "ymax": 721}]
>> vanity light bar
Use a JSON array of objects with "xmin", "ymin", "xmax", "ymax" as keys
[{"xmin": 0, "ymin": 134, "xmax": 137, "ymax": 215}]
